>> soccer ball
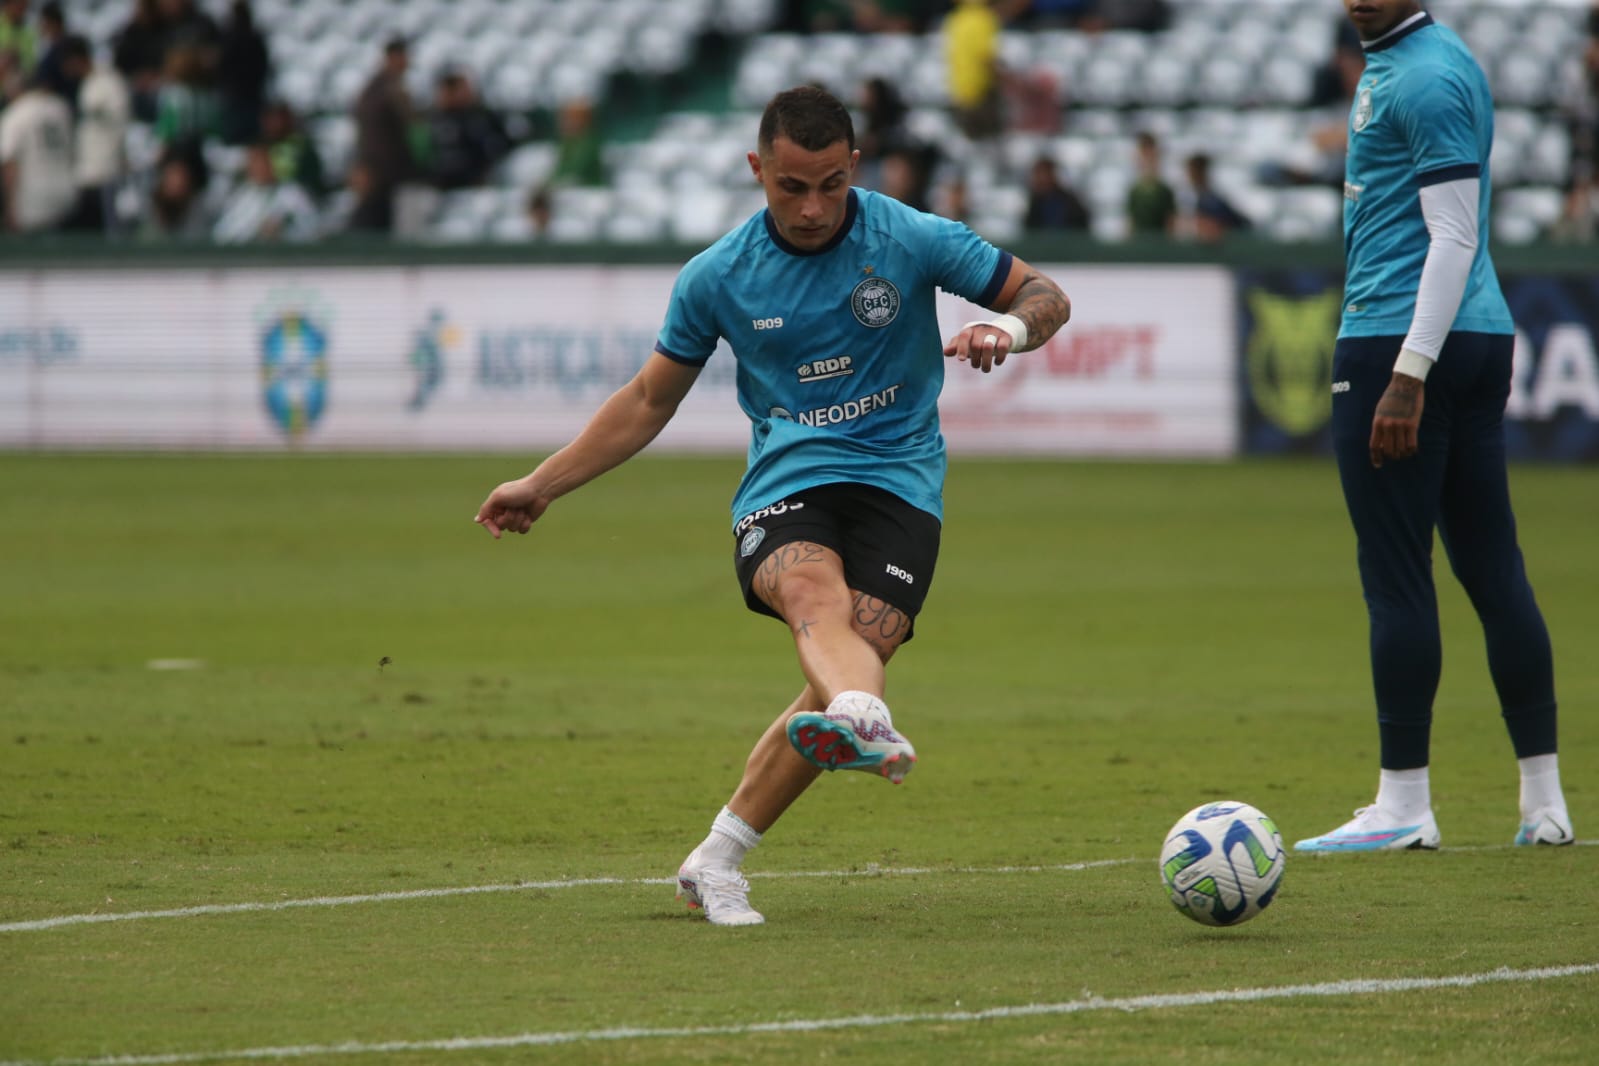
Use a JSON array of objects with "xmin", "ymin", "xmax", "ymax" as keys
[{"xmin": 1159, "ymin": 801, "xmax": 1286, "ymax": 927}]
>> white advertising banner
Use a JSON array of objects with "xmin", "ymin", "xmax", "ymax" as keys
[{"xmin": 0, "ymin": 263, "xmax": 1236, "ymax": 456}]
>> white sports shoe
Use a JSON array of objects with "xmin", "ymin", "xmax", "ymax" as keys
[
  {"xmin": 676, "ymin": 847, "xmax": 764, "ymax": 926},
  {"xmin": 786, "ymin": 691, "xmax": 916, "ymax": 783},
  {"xmin": 1515, "ymin": 806, "xmax": 1574, "ymax": 846},
  {"xmin": 1293, "ymin": 806, "xmax": 1441, "ymax": 852}
]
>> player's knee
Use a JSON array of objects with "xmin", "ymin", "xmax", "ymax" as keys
[{"xmin": 772, "ymin": 568, "xmax": 851, "ymax": 627}]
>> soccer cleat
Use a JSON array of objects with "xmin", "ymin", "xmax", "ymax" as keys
[
  {"xmin": 676, "ymin": 848, "xmax": 764, "ymax": 926},
  {"xmin": 786, "ymin": 693, "xmax": 916, "ymax": 783},
  {"xmin": 1515, "ymin": 807, "xmax": 1574, "ymax": 846},
  {"xmin": 1293, "ymin": 806, "xmax": 1441, "ymax": 852}
]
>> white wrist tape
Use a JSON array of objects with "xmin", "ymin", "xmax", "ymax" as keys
[
  {"xmin": 1393, "ymin": 347, "xmax": 1435, "ymax": 382},
  {"xmin": 962, "ymin": 313, "xmax": 1028, "ymax": 351}
]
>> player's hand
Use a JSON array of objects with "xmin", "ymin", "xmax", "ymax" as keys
[
  {"xmin": 474, "ymin": 476, "xmax": 551, "ymax": 538},
  {"xmin": 1369, "ymin": 373, "xmax": 1425, "ymax": 468},
  {"xmin": 942, "ymin": 324, "xmax": 1013, "ymax": 374}
]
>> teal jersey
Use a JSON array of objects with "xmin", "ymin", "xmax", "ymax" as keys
[
  {"xmin": 656, "ymin": 188, "xmax": 1011, "ymax": 528},
  {"xmin": 1339, "ymin": 14, "xmax": 1513, "ymax": 339}
]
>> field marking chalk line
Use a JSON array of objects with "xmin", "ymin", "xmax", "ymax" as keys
[
  {"xmin": 1, "ymin": 962, "xmax": 1594, "ymax": 1066},
  {"xmin": 0, "ymin": 860, "xmax": 1137, "ymax": 934},
  {"xmin": 3, "ymin": 841, "xmax": 1590, "ymax": 935}
]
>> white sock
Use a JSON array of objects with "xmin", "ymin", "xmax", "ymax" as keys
[
  {"xmin": 1518, "ymin": 754, "xmax": 1566, "ymax": 817},
  {"xmin": 698, "ymin": 806, "xmax": 761, "ymax": 867},
  {"xmin": 1375, "ymin": 767, "xmax": 1432, "ymax": 820},
  {"xmin": 829, "ymin": 689, "xmax": 892, "ymax": 725}
]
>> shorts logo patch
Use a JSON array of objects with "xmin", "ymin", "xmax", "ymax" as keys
[
  {"xmin": 739, "ymin": 527, "xmax": 766, "ymax": 558},
  {"xmin": 850, "ymin": 277, "xmax": 900, "ymax": 329}
]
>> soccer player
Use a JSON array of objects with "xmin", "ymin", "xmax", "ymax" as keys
[
  {"xmin": 1295, "ymin": 1, "xmax": 1573, "ymax": 852},
  {"xmin": 474, "ymin": 86, "xmax": 1071, "ymax": 922}
]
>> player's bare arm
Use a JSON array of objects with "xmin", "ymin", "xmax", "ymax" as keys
[
  {"xmin": 942, "ymin": 256, "xmax": 1071, "ymax": 373},
  {"xmin": 474, "ymin": 352, "xmax": 700, "ymax": 538},
  {"xmin": 1369, "ymin": 371, "xmax": 1425, "ymax": 469}
]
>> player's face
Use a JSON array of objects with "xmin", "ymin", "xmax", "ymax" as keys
[
  {"xmin": 749, "ymin": 136, "xmax": 859, "ymax": 251},
  {"xmin": 1343, "ymin": 0, "xmax": 1423, "ymax": 40}
]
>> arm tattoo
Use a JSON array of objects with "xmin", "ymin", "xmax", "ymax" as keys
[
  {"xmin": 1002, "ymin": 272, "xmax": 1072, "ymax": 352},
  {"xmin": 1376, "ymin": 374, "xmax": 1423, "ymax": 419},
  {"xmin": 796, "ymin": 618, "xmax": 815, "ymax": 639},
  {"xmin": 852, "ymin": 593, "xmax": 909, "ymax": 661},
  {"xmin": 755, "ymin": 541, "xmax": 828, "ymax": 602}
]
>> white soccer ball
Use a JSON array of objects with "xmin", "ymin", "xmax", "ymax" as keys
[{"xmin": 1159, "ymin": 800, "xmax": 1286, "ymax": 927}]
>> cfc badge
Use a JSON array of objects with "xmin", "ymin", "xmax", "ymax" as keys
[
  {"xmin": 739, "ymin": 526, "xmax": 766, "ymax": 558},
  {"xmin": 850, "ymin": 277, "xmax": 900, "ymax": 328}
]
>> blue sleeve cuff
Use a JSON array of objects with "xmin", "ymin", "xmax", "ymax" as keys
[
  {"xmin": 976, "ymin": 250, "xmax": 1015, "ymax": 307},
  {"xmin": 653, "ymin": 342, "xmax": 709, "ymax": 368},
  {"xmin": 1416, "ymin": 163, "xmax": 1480, "ymax": 187}
]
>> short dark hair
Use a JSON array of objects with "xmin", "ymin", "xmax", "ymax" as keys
[{"xmin": 758, "ymin": 85, "xmax": 855, "ymax": 155}]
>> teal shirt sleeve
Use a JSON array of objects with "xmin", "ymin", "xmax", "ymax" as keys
[
  {"xmin": 1393, "ymin": 66, "xmax": 1482, "ymax": 186},
  {"xmin": 888, "ymin": 201, "xmax": 1012, "ymax": 306},
  {"xmin": 655, "ymin": 250, "xmax": 722, "ymax": 366}
]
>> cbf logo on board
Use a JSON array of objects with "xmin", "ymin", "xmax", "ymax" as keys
[
  {"xmin": 258, "ymin": 290, "xmax": 330, "ymax": 440},
  {"xmin": 851, "ymin": 274, "xmax": 900, "ymax": 328}
]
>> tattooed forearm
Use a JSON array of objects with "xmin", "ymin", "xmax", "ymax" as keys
[
  {"xmin": 852, "ymin": 592, "xmax": 909, "ymax": 661},
  {"xmin": 796, "ymin": 618, "xmax": 815, "ymax": 639},
  {"xmin": 756, "ymin": 541, "xmax": 828, "ymax": 602},
  {"xmin": 1001, "ymin": 272, "xmax": 1071, "ymax": 352},
  {"xmin": 1375, "ymin": 374, "xmax": 1423, "ymax": 419}
]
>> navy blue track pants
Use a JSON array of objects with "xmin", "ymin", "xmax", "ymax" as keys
[{"xmin": 1330, "ymin": 331, "xmax": 1557, "ymax": 769}]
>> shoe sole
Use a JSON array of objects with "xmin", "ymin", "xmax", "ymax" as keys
[
  {"xmin": 1294, "ymin": 834, "xmax": 1440, "ymax": 853},
  {"xmin": 787, "ymin": 714, "xmax": 915, "ymax": 783}
]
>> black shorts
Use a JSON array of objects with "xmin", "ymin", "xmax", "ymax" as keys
[{"xmin": 732, "ymin": 482, "xmax": 942, "ymax": 639}]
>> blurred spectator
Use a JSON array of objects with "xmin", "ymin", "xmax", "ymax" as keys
[
  {"xmin": 427, "ymin": 70, "xmax": 509, "ymax": 190},
  {"xmin": 1086, "ymin": 0, "xmax": 1170, "ymax": 33},
  {"xmin": 113, "ymin": 0, "xmax": 166, "ymax": 122},
  {"xmin": 318, "ymin": 162, "xmax": 367, "ymax": 237},
  {"xmin": 0, "ymin": 73, "xmax": 75, "ymax": 232},
  {"xmin": 1023, "ymin": 155, "xmax": 1090, "ymax": 231},
  {"xmin": 878, "ymin": 146, "xmax": 932, "ymax": 212},
  {"xmin": 158, "ymin": 0, "xmax": 219, "ymax": 58},
  {"xmin": 352, "ymin": 36, "xmax": 422, "ymax": 231},
  {"xmin": 1012, "ymin": 0, "xmax": 1095, "ymax": 29},
  {"xmin": 60, "ymin": 36, "xmax": 130, "ymax": 233},
  {"xmin": 1126, "ymin": 130, "xmax": 1175, "ymax": 235},
  {"xmin": 858, "ymin": 76, "xmax": 910, "ymax": 164},
  {"xmin": 30, "ymin": 0, "xmax": 69, "ymax": 103},
  {"xmin": 525, "ymin": 184, "xmax": 551, "ymax": 238},
  {"xmin": 550, "ymin": 97, "xmax": 605, "ymax": 187},
  {"xmin": 154, "ymin": 42, "xmax": 219, "ymax": 187},
  {"xmin": 851, "ymin": 0, "xmax": 944, "ymax": 33},
  {"xmin": 933, "ymin": 173, "xmax": 970, "ymax": 223},
  {"xmin": 0, "ymin": 0, "xmax": 36, "ymax": 106},
  {"xmin": 1264, "ymin": 45, "xmax": 1360, "ymax": 188},
  {"xmin": 1557, "ymin": 4, "xmax": 1599, "ymax": 182},
  {"xmin": 260, "ymin": 100, "xmax": 325, "ymax": 199},
  {"xmin": 1548, "ymin": 174, "xmax": 1598, "ymax": 243},
  {"xmin": 944, "ymin": 0, "xmax": 1003, "ymax": 141},
  {"xmin": 217, "ymin": 0, "xmax": 270, "ymax": 145},
  {"xmin": 141, "ymin": 147, "xmax": 207, "ymax": 239},
  {"xmin": 212, "ymin": 142, "xmax": 319, "ymax": 243},
  {"xmin": 1180, "ymin": 152, "xmax": 1250, "ymax": 242}
]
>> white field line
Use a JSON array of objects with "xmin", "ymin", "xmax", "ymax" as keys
[
  {"xmin": 1, "ymin": 962, "xmax": 1595, "ymax": 1066},
  {"xmin": 3, "ymin": 840, "xmax": 1590, "ymax": 935},
  {"xmin": 0, "ymin": 860, "xmax": 1136, "ymax": 934}
]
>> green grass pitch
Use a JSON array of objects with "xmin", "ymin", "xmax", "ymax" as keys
[{"xmin": 1, "ymin": 453, "xmax": 1595, "ymax": 1065}]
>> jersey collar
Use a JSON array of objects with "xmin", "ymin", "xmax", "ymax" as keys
[
  {"xmin": 764, "ymin": 188, "xmax": 859, "ymax": 257},
  {"xmin": 1361, "ymin": 11, "xmax": 1432, "ymax": 53}
]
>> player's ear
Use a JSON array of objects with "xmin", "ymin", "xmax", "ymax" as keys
[
  {"xmin": 849, "ymin": 149, "xmax": 860, "ymax": 174},
  {"xmin": 747, "ymin": 151, "xmax": 762, "ymax": 183}
]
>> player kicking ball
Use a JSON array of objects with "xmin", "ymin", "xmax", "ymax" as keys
[{"xmin": 474, "ymin": 86, "xmax": 1071, "ymax": 923}]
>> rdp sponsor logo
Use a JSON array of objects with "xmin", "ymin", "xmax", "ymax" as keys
[
  {"xmin": 1036, "ymin": 325, "xmax": 1160, "ymax": 379},
  {"xmin": 0, "ymin": 325, "xmax": 79, "ymax": 366},
  {"xmin": 796, "ymin": 355, "xmax": 853, "ymax": 382}
]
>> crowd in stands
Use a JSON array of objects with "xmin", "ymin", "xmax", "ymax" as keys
[{"xmin": 0, "ymin": 0, "xmax": 1595, "ymax": 244}]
